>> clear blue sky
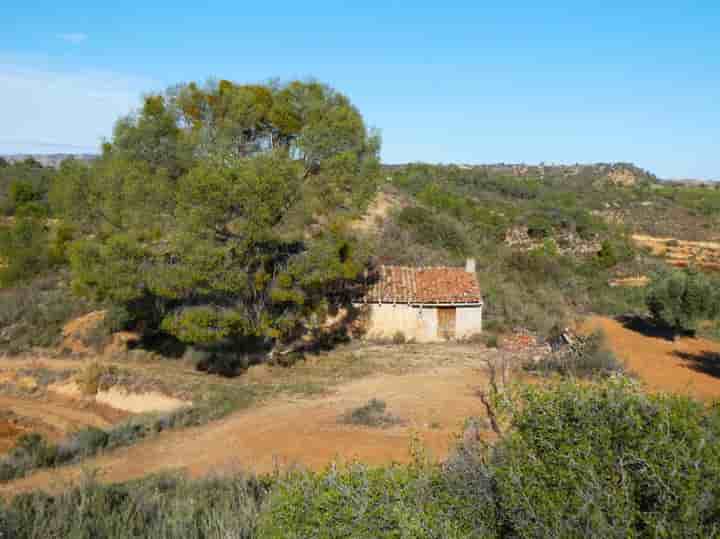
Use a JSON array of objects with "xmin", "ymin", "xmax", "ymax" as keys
[{"xmin": 2, "ymin": 1, "xmax": 719, "ymax": 179}]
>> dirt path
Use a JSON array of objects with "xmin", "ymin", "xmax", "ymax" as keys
[
  {"xmin": 0, "ymin": 361, "xmax": 491, "ymax": 497},
  {"xmin": 0, "ymin": 395, "xmax": 127, "ymax": 436},
  {"xmin": 585, "ymin": 316, "xmax": 720, "ymax": 400}
]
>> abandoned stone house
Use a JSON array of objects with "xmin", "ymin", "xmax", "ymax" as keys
[{"xmin": 355, "ymin": 259, "xmax": 483, "ymax": 342}]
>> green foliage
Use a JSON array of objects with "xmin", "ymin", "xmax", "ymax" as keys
[
  {"xmin": 0, "ymin": 274, "xmax": 95, "ymax": 354},
  {"xmin": 491, "ymin": 379, "xmax": 720, "ymax": 536},
  {"xmin": 339, "ymin": 399, "xmax": 402, "ymax": 428},
  {"xmin": 0, "ymin": 473, "xmax": 268, "ymax": 539},
  {"xmin": 54, "ymin": 78, "xmax": 380, "ymax": 353},
  {"xmin": 260, "ymin": 463, "xmax": 489, "ymax": 538},
  {"xmin": 396, "ymin": 206, "xmax": 468, "ymax": 254},
  {"xmin": 0, "ymin": 217, "xmax": 52, "ymax": 286},
  {"xmin": 528, "ymin": 330, "xmax": 623, "ymax": 378},
  {"xmin": 594, "ymin": 238, "xmax": 633, "ymax": 269},
  {"xmin": 655, "ymin": 184, "xmax": 720, "ymax": 217},
  {"xmin": 5, "ymin": 379, "xmax": 720, "ymax": 537},
  {"xmin": 646, "ymin": 267, "xmax": 720, "ymax": 334},
  {"xmin": 0, "ymin": 159, "xmax": 54, "ymax": 215},
  {"xmin": 482, "ymin": 333, "xmax": 499, "ymax": 348}
]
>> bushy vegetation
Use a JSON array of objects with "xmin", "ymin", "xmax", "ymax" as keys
[
  {"xmin": 527, "ymin": 330, "xmax": 624, "ymax": 378},
  {"xmin": 339, "ymin": 398, "xmax": 402, "ymax": 428},
  {"xmin": 373, "ymin": 164, "xmax": 681, "ymax": 335},
  {"xmin": 0, "ymin": 472, "xmax": 269, "ymax": 538},
  {"xmin": 646, "ymin": 267, "xmax": 720, "ymax": 335},
  {"xmin": 46, "ymin": 79, "xmax": 380, "ymax": 357},
  {"xmin": 0, "ymin": 157, "xmax": 54, "ymax": 216},
  {"xmin": 0, "ymin": 274, "xmax": 97, "ymax": 354},
  {"xmin": 4, "ymin": 378, "xmax": 720, "ymax": 537}
]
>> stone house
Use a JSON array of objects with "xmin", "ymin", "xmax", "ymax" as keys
[{"xmin": 355, "ymin": 259, "xmax": 483, "ymax": 342}]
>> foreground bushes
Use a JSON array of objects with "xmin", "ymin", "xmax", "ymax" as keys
[
  {"xmin": 0, "ymin": 473, "xmax": 269, "ymax": 539},
  {"xmin": 3, "ymin": 378, "xmax": 720, "ymax": 537}
]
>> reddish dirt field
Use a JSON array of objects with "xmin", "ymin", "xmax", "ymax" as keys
[
  {"xmin": 584, "ymin": 316, "xmax": 720, "ymax": 401},
  {"xmin": 0, "ymin": 394, "xmax": 129, "ymax": 453},
  {"xmin": 0, "ymin": 420, "xmax": 22, "ymax": 454},
  {"xmin": 0, "ymin": 360, "xmax": 496, "ymax": 497}
]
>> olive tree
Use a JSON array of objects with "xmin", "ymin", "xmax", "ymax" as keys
[{"xmin": 646, "ymin": 267, "xmax": 720, "ymax": 335}]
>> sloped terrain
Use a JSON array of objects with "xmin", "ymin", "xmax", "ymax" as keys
[
  {"xmin": 584, "ymin": 316, "xmax": 720, "ymax": 401},
  {"xmin": 633, "ymin": 234, "xmax": 720, "ymax": 271},
  {"xmin": 0, "ymin": 344, "xmax": 521, "ymax": 497}
]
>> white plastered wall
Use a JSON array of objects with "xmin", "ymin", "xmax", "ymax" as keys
[
  {"xmin": 356, "ymin": 303, "xmax": 483, "ymax": 342},
  {"xmin": 455, "ymin": 305, "xmax": 483, "ymax": 338}
]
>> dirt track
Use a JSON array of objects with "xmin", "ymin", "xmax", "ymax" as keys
[
  {"xmin": 7, "ymin": 316, "xmax": 719, "ymax": 497},
  {"xmin": 0, "ymin": 361, "xmax": 492, "ymax": 497},
  {"xmin": 585, "ymin": 316, "xmax": 720, "ymax": 401}
]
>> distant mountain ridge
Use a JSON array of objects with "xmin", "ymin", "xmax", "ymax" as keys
[
  {"xmin": 3, "ymin": 155, "xmax": 715, "ymax": 184},
  {"xmin": 383, "ymin": 162, "xmax": 658, "ymax": 186},
  {"xmin": 0, "ymin": 153, "xmax": 98, "ymax": 168},
  {"xmin": 383, "ymin": 162, "xmax": 717, "ymax": 185}
]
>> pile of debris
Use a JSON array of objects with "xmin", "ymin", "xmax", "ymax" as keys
[
  {"xmin": 501, "ymin": 329, "xmax": 551, "ymax": 363},
  {"xmin": 528, "ymin": 328, "xmax": 620, "ymax": 377}
]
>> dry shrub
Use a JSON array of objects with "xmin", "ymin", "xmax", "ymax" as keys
[
  {"xmin": 75, "ymin": 361, "xmax": 108, "ymax": 396},
  {"xmin": 339, "ymin": 399, "xmax": 402, "ymax": 428}
]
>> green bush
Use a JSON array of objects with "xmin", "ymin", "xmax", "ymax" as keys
[
  {"xmin": 4, "ymin": 379, "xmax": 720, "ymax": 537},
  {"xmin": 0, "ymin": 274, "xmax": 97, "ymax": 354},
  {"xmin": 0, "ymin": 217, "xmax": 57, "ymax": 286},
  {"xmin": 259, "ymin": 464, "xmax": 490, "ymax": 539},
  {"xmin": 396, "ymin": 206, "xmax": 468, "ymax": 254},
  {"xmin": 528, "ymin": 330, "xmax": 623, "ymax": 378},
  {"xmin": 489, "ymin": 379, "xmax": 720, "ymax": 537},
  {"xmin": 72, "ymin": 427, "xmax": 110, "ymax": 456},
  {"xmin": 482, "ymin": 333, "xmax": 499, "ymax": 348},
  {"xmin": 0, "ymin": 473, "xmax": 268, "ymax": 539},
  {"xmin": 339, "ymin": 399, "xmax": 402, "ymax": 428},
  {"xmin": 646, "ymin": 267, "xmax": 720, "ymax": 335}
]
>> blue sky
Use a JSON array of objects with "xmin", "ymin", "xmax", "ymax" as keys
[{"xmin": 2, "ymin": 1, "xmax": 719, "ymax": 179}]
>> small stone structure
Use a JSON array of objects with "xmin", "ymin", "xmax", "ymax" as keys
[{"xmin": 355, "ymin": 259, "xmax": 483, "ymax": 342}]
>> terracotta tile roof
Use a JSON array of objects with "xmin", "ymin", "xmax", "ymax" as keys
[{"xmin": 359, "ymin": 265, "xmax": 483, "ymax": 304}]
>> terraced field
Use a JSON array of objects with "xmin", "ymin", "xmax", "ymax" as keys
[{"xmin": 633, "ymin": 234, "xmax": 720, "ymax": 271}]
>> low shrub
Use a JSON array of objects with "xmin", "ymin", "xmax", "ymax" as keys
[
  {"xmin": 646, "ymin": 267, "xmax": 720, "ymax": 336},
  {"xmin": 0, "ymin": 473, "xmax": 268, "ymax": 539},
  {"xmin": 392, "ymin": 330, "xmax": 406, "ymax": 345},
  {"xmin": 482, "ymin": 333, "xmax": 499, "ymax": 348},
  {"xmin": 75, "ymin": 361, "xmax": 108, "ymax": 396},
  {"xmin": 527, "ymin": 330, "xmax": 623, "ymax": 378},
  {"xmin": 4, "ymin": 379, "xmax": 720, "ymax": 537},
  {"xmin": 0, "ymin": 274, "xmax": 98, "ymax": 354},
  {"xmin": 260, "ymin": 463, "xmax": 493, "ymax": 539},
  {"xmin": 340, "ymin": 398, "xmax": 402, "ymax": 428}
]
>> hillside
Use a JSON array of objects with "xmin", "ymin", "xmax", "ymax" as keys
[
  {"xmin": 3, "ymin": 78, "xmax": 720, "ymax": 537},
  {"xmin": 0, "ymin": 154, "xmax": 98, "ymax": 168}
]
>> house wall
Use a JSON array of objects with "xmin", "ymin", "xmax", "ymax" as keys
[
  {"xmin": 355, "ymin": 303, "xmax": 482, "ymax": 342},
  {"xmin": 456, "ymin": 305, "xmax": 483, "ymax": 338}
]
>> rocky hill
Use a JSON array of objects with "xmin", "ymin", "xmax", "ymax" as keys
[{"xmin": 384, "ymin": 162, "xmax": 658, "ymax": 186}]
